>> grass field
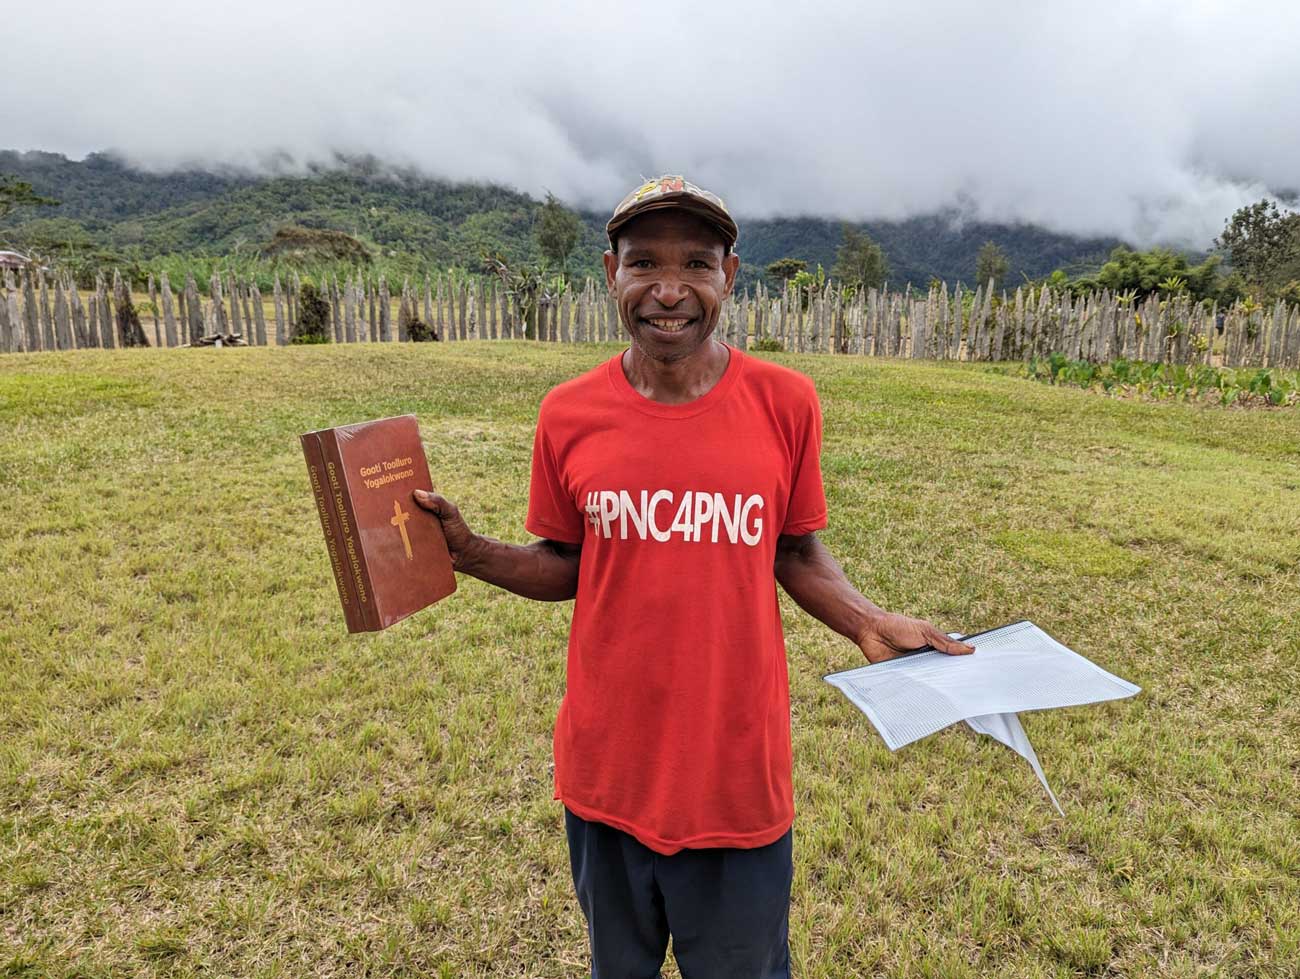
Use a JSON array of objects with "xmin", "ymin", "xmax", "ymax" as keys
[{"xmin": 1, "ymin": 343, "xmax": 1297, "ymax": 978}]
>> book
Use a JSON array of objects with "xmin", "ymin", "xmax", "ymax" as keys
[
  {"xmin": 300, "ymin": 414, "xmax": 456, "ymax": 631},
  {"xmin": 301, "ymin": 432, "xmax": 365, "ymax": 631}
]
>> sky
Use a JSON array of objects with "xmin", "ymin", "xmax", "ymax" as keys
[{"xmin": 5, "ymin": 0, "xmax": 1298, "ymax": 247}]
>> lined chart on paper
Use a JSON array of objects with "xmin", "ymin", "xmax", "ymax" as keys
[{"xmin": 825, "ymin": 621, "xmax": 1140, "ymax": 751}]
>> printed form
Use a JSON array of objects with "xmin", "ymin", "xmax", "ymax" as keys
[{"xmin": 825, "ymin": 620, "xmax": 1141, "ymax": 813}]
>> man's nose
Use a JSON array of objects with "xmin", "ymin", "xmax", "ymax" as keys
[{"xmin": 650, "ymin": 274, "xmax": 689, "ymax": 306}]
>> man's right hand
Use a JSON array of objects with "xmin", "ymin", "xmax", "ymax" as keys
[
  {"xmin": 411, "ymin": 490, "xmax": 581, "ymax": 602},
  {"xmin": 413, "ymin": 489, "xmax": 480, "ymax": 570}
]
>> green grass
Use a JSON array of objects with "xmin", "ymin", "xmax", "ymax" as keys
[{"xmin": 1, "ymin": 343, "xmax": 1297, "ymax": 978}]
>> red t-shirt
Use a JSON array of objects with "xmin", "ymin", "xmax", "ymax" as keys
[{"xmin": 526, "ymin": 343, "xmax": 827, "ymax": 855}]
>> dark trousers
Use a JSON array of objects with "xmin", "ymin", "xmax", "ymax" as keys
[{"xmin": 564, "ymin": 807, "xmax": 793, "ymax": 979}]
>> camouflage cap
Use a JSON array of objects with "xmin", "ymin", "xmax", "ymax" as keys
[{"xmin": 606, "ymin": 175, "xmax": 738, "ymax": 251}]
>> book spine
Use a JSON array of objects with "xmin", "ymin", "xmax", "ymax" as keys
[
  {"xmin": 301, "ymin": 433, "xmax": 366, "ymax": 633},
  {"xmin": 316, "ymin": 428, "xmax": 381, "ymax": 631}
]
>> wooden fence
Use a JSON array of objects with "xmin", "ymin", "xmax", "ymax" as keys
[{"xmin": 2, "ymin": 267, "xmax": 1299, "ymax": 369}]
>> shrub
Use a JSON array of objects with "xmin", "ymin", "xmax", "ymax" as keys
[
  {"xmin": 407, "ymin": 318, "xmax": 437, "ymax": 342},
  {"xmin": 1021, "ymin": 356, "xmax": 1299, "ymax": 407},
  {"xmin": 290, "ymin": 282, "xmax": 331, "ymax": 344}
]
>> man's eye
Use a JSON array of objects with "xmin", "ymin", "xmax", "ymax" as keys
[
  {"xmin": 688, "ymin": 260, "xmax": 709, "ymax": 269},
  {"xmin": 631, "ymin": 259, "xmax": 653, "ymax": 269}
]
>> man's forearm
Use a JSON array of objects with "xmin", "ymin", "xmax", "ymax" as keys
[
  {"xmin": 458, "ymin": 535, "xmax": 580, "ymax": 602},
  {"xmin": 774, "ymin": 534, "xmax": 883, "ymax": 644}
]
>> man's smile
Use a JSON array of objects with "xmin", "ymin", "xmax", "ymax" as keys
[{"xmin": 642, "ymin": 316, "xmax": 695, "ymax": 333}]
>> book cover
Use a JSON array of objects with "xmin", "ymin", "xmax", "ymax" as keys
[{"xmin": 301, "ymin": 414, "xmax": 456, "ymax": 631}]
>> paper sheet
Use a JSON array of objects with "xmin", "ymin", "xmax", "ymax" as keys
[
  {"xmin": 824, "ymin": 620, "xmax": 1140, "ymax": 812},
  {"xmin": 965, "ymin": 711, "xmax": 1064, "ymax": 815}
]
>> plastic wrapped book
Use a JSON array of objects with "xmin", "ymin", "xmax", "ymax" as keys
[{"xmin": 824, "ymin": 620, "xmax": 1141, "ymax": 814}]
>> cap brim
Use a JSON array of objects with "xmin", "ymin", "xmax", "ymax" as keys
[{"xmin": 606, "ymin": 196, "xmax": 738, "ymax": 250}]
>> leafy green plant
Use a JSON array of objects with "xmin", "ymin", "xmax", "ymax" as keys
[
  {"xmin": 790, "ymin": 264, "xmax": 827, "ymax": 310},
  {"xmin": 1020, "ymin": 356, "xmax": 1299, "ymax": 408}
]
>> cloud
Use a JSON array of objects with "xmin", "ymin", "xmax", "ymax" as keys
[{"xmin": 5, "ymin": 0, "xmax": 1297, "ymax": 246}]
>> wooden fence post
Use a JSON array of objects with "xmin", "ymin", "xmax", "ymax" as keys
[
  {"xmin": 240, "ymin": 281, "xmax": 255, "ymax": 344},
  {"xmin": 251, "ymin": 283, "xmax": 266, "ymax": 345},
  {"xmin": 20, "ymin": 273, "xmax": 39, "ymax": 351},
  {"xmin": 434, "ymin": 277, "xmax": 445, "ymax": 341},
  {"xmin": 52, "ymin": 279, "xmax": 70, "ymax": 350},
  {"xmin": 38, "ymin": 273, "xmax": 55, "ymax": 350},
  {"xmin": 225, "ymin": 274, "xmax": 241, "ymax": 340},
  {"xmin": 476, "ymin": 279, "xmax": 487, "ymax": 341},
  {"xmin": 0, "ymin": 277, "xmax": 13, "ymax": 353},
  {"xmin": 398, "ymin": 281, "xmax": 411, "ymax": 342},
  {"xmin": 457, "ymin": 280, "xmax": 468, "ymax": 341},
  {"xmin": 160, "ymin": 273, "xmax": 177, "ymax": 347},
  {"xmin": 185, "ymin": 274, "xmax": 203, "ymax": 344},
  {"xmin": 97, "ymin": 274, "xmax": 115, "ymax": 349},
  {"xmin": 342, "ymin": 279, "xmax": 355, "ymax": 343},
  {"xmin": 273, "ymin": 276, "xmax": 286, "ymax": 346}
]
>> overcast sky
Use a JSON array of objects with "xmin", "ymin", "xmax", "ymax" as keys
[{"xmin": 5, "ymin": 0, "xmax": 1297, "ymax": 246}]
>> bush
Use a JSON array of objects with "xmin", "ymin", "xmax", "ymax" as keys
[
  {"xmin": 290, "ymin": 282, "xmax": 331, "ymax": 344},
  {"xmin": 407, "ymin": 318, "xmax": 437, "ymax": 342},
  {"xmin": 1022, "ymin": 355, "xmax": 1299, "ymax": 407}
]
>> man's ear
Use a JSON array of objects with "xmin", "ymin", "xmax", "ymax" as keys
[
  {"xmin": 603, "ymin": 250, "xmax": 618, "ymax": 292},
  {"xmin": 722, "ymin": 251, "xmax": 741, "ymax": 298}
]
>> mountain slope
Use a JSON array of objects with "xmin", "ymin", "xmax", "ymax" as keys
[{"xmin": 1, "ymin": 150, "xmax": 1120, "ymax": 286}]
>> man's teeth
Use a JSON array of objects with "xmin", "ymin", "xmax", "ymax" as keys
[{"xmin": 647, "ymin": 318, "xmax": 690, "ymax": 331}]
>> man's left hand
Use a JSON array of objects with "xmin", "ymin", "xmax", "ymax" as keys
[{"xmin": 855, "ymin": 613, "xmax": 975, "ymax": 664}]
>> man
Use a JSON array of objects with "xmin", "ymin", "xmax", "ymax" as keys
[{"xmin": 413, "ymin": 175, "xmax": 973, "ymax": 977}]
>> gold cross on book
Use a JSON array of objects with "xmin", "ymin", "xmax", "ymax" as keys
[{"xmin": 390, "ymin": 499, "xmax": 413, "ymax": 560}]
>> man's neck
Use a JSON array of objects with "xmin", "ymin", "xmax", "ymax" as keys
[{"xmin": 621, "ymin": 338, "xmax": 731, "ymax": 405}]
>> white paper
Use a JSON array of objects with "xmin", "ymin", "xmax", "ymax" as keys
[
  {"xmin": 825, "ymin": 620, "xmax": 1139, "ymax": 750},
  {"xmin": 965, "ymin": 711, "xmax": 1063, "ymax": 815},
  {"xmin": 824, "ymin": 620, "xmax": 1140, "ymax": 813}
]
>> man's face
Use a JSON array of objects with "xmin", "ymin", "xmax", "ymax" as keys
[{"xmin": 603, "ymin": 210, "xmax": 740, "ymax": 364}]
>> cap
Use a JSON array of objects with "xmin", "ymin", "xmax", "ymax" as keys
[{"xmin": 606, "ymin": 175, "xmax": 738, "ymax": 251}]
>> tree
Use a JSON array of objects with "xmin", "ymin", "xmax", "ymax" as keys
[
  {"xmin": 0, "ymin": 175, "xmax": 58, "ymax": 223},
  {"xmin": 1094, "ymin": 246, "xmax": 1222, "ymax": 302},
  {"xmin": 791, "ymin": 264, "xmax": 827, "ymax": 309},
  {"xmin": 1215, "ymin": 199, "xmax": 1300, "ymax": 296},
  {"xmin": 975, "ymin": 241, "xmax": 1010, "ymax": 290},
  {"xmin": 764, "ymin": 257, "xmax": 806, "ymax": 284},
  {"xmin": 534, "ymin": 192, "xmax": 583, "ymax": 281},
  {"xmin": 831, "ymin": 224, "xmax": 888, "ymax": 290},
  {"xmin": 483, "ymin": 251, "xmax": 550, "ymax": 339}
]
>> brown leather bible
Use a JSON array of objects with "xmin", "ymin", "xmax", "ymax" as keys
[{"xmin": 300, "ymin": 415, "xmax": 456, "ymax": 632}]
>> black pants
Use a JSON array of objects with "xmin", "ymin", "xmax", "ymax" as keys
[{"xmin": 564, "ymin": 807, "xmax": 793, "ymax": 979}]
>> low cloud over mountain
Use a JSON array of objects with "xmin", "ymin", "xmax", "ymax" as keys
[{"xmin": 5, "ymin": 0, "xmax": 1298, "ymax": 247}]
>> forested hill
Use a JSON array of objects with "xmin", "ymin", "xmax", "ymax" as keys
[{"xmin": 1, "ymin": 150, "xmax": 1120, "ymax": 286}]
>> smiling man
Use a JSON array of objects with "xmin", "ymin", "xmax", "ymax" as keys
[{"xmin": 413, "ymin": 175, "xmax": 972, "ymax": 978}]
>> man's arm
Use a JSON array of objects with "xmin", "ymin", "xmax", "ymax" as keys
[
  {"xmin": 413, "ymin": 490, "xmax": 580, "ymax": 602},
  {"xmin": 773, "ymin": 531, "xmax": 973, "ymax": 663}
]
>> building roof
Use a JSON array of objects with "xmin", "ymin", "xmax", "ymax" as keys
[{"xmin": 0, "ymin": 250, "xmax": 33, "ymax": 268}]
